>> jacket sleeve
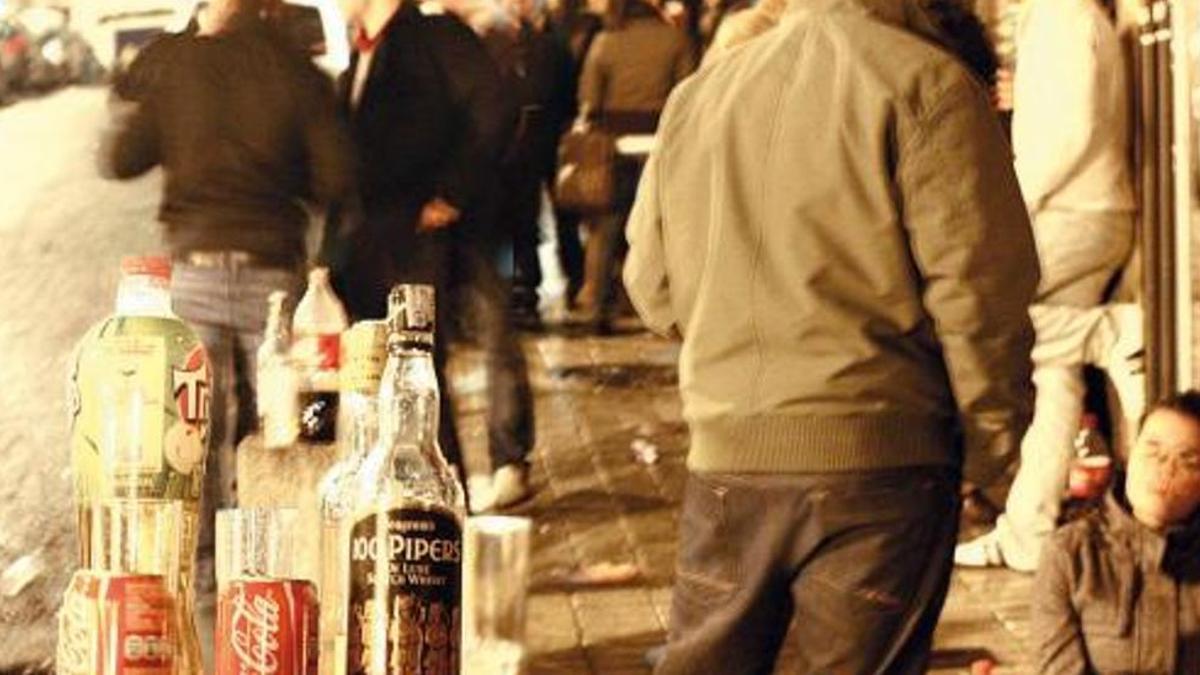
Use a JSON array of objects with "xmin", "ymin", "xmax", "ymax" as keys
[
  {"xmin": 623, "ymin": 110, "xmax": 677, "ymax": 337},
  {"xmin": 896, "ymin": 75, "xmax": 1038, "ymax": 487},
  {"xmin": 578, "ymin": 32, "xmax": 609, "ymax": 117},
  {"xmin": 1032, "ymin": 537, "xmax": 1090, "ymax": 675},
  {"xmin": 295, "ymin": 63, "xmax": 354, "ymax": 208},
  {"xmin": 427, "ymin": 17, "xmax": 516, "ymax": 210},
  {"xmin": 98, "ymin": 97, "xmax": 161, "ymax": 180}
]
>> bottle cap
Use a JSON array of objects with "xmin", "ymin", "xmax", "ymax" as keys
[
  {"xmin": 120, "ymin": 255, "xmax": 172, "ymax": 281},
  {"xmin": 387, "ymin": 284, "xmax": 436, "ymax": 350}
]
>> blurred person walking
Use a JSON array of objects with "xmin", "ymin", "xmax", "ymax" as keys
[
  {"xmin": 955, "ymin": 0, "xmax": 1143, "ymax": 572},
  {"xmin": 573, "ymin": 0, "xmax": 694, "ymax": 331},
  {"xmin": 325, "ymin": 0, "xmax": 516, "ymax": 500},
  {"xmin": 545, "ymin": 0, "xmax": 602, "ymax": 308},
  {"xmin": 97, "ymin": 0, "xmax": 352, "ymax": 665},
  {"xmin": 485, "ymin": 0, "xmax": 576, "ymax": 326},
  {"xmin": 623, "ymin": 0, "xmax": 1039, "ymax": 669}
]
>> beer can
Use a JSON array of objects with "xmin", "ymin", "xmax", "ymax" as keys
[
  {"xmin": 216, "ymin": 579, "xmax": 320, "ymax": 675},
  {"xmin": 58, "ymin": 571, "xmax": 102, "ymax": 675},
  {"xmin": 57, "ymin": 571, "xmax": 176, "ymax": 675}
]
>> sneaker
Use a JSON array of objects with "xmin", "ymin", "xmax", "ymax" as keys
[
  {"xmin": 954, "ymin": 531, "xmax": 1007, "ymax": 568},
  {"xmin": 489, "ymin": 464, "xmax": 532, "ymax": 510},
  {"xmin": 1104, "ymin": 304, "xmax": 1145, "ymax": 423}
]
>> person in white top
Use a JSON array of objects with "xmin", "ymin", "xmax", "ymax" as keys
[{"xmin": 955, "ymin": 0, "xmax": 1144, "ymax": 572}]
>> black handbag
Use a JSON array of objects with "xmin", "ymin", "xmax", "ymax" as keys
[{"xmin": 554, "ymin": 120, "xmax": 617, "ymax": 215}]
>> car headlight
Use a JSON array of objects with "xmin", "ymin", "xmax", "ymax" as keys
[{"xmin": 41, "ymin": 38, "xmax": 64, "ymax": 66}]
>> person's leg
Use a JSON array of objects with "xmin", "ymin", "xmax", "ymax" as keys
[
  {"xmin": 510, "ymin": 171, "xmax": 545, "ymax": 324},
  {"xmin": 390, "ymin": 231, "xmax": 468, "ymax": 487},
  {"xmin": 578, "ymin": 212, "xmax": 625, "ymax": 324},
  {"xmin": 958, "ymin": 209, "xmax": 1132, "ymax": 569},
  {"xmin": 1030, "ymin": 302, "xmax": 1145, "ymax": 426},
  {"xmin": 465, "ymin": 248, "xmax": 534, "ymax": 459},
  {"xmin": 785, "ymin": 466, "xmax": 960, "ymax": 674},
  {"xmin": 989, "ymin": 363, "xmax": 1085, "ymax": 570},
  {"xmin": 170, "ymin": 263, "xmax": 238, "ymax": 673},
  {"xmin": 656, "ymin": 473, "xmax": 796, "ymax": 675},
  {"xmin": 554, "ymin": 207, "xmax": 585, "ymax": 307}
]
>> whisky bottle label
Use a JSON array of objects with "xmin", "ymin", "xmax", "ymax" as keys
[{"xmin": 346, "ymin": 508, "xmax": 461, "ymax": 675}]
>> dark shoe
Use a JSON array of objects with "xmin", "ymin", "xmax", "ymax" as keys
[{"xmin": 961, "ymin": 488, "xmax": 1000, "ymax": 528}]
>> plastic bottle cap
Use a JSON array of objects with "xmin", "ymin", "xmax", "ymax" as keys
[{"xmin": 120, "ymin": 255, "xmax": 172, "ymax": 281}]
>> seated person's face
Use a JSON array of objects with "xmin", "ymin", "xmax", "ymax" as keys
[{"xmin": 1127, "ymin": 408, "xmax": 1200, "ymax": 529}]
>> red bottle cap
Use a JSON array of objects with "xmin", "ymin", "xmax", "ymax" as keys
[{"xmin": 121, "ymin": 255, "xmax": 172, "ymax": 281}]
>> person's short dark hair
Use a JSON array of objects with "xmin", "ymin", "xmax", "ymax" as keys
[
  {"xmin": 1141, "ymin": 389, "xmax": 1200, "ymax": 430},
  {"xmin": 926, "ymin": 0, "xmax": 998, "ymax": 88}
]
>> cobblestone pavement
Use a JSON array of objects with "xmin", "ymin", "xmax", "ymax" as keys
[
  {"xmin": 0, "ymin": 88, "xmax": 1036, "ymax": 673},
  {"xmin": 452, "ymin": 326, "xmax": 1034, "ymax": 675}
]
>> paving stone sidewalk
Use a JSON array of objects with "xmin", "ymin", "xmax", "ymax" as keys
[{"xmin": 450, "ymin": 323, "xmax": 1035, "ymax": 675}]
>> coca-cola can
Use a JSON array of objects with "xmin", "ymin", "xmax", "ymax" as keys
[
  {"xmin": 216, "ymin": 579, "xmax": 320, "ymax": 675},
  {"xmin": 57, "ymin": 571, "xmax": 176, "ymax": 675}
]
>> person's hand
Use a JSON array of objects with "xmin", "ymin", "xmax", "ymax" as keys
[{"xmin": 418, "ymin": 198, "xmax": 461, "ymax": 232}]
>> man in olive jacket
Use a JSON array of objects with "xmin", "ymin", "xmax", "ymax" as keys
[{"xmin": 624, "ymin": 0, "xmax": 1039, "ymax": 670}]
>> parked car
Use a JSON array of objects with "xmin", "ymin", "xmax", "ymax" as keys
[
  {"xmin": 0, "ymin": 15, "xmax": 32, "ymax": 94},
  {"xmin": 15, "ymin": 7, "xmax": 103, "ymax": 89},
  {"xmin": 75, "ymin": 0, "xmax": 177, "ymax": 77}
]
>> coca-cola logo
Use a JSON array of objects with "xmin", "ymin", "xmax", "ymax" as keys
[
  {"xmin": 57, "ymin": 584, "xmax": 96, "ymax": 675},
  {"xmin": 230, "ymin": 589, "xmax": 282, "ymax": 674}
]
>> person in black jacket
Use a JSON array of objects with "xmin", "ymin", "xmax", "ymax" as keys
[
  {"xmin": 327, "ymin": 0, "xmax": 515, "ymax": 494},
  {"xmin": 98, "ymin": 0, "xmax": 352, "ymax": 668},
  {"xmin": 485, "ymin": 0, "xmax": 577, "ymax": 325}
]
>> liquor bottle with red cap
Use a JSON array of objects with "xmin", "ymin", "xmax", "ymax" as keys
[
  {"xmin": 67, "ymin": 255, "xmax": 212, "ymax": 673},
  {"xmin": 292, "ymin": 267, "xmax": 349, "ymax": 444},
  {"xmin": 1060, "ymin": 413, "xmax": 1115, "ymax": 525}
]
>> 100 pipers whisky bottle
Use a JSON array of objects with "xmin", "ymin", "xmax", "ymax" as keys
[{"xmin": 322, "ymin": 284, "xmax": 465, "ymax": 675}]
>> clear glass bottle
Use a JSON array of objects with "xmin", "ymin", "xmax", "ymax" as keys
[
  {"xmin": 320, "ymin": 284, "xmax": 464, "ymax": 675},
  {"xmin": 258, "ymin": 291, "xmax": 299, "ymax": 450}
]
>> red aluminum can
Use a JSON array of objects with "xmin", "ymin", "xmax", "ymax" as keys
[
  {"xmin": 57, "ymin": 571, "xmax": 176, "ymax": 675},
  {"xmin": 216, "ymin": 579, "xmax": 320, "ymax": 675}
]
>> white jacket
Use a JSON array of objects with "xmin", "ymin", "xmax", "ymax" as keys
[{"xmin": 1011, "ymin": 0, "xmax": 1134, "ymax": 214}]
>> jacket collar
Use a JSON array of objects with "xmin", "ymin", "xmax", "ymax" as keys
[
  {"xmin": 782, "ymin": 0, "xmax": 949, "ymax": 48},
  {"xmin": 1104, "ymin": 482, "xmax": 1200, "ymax": 576}
]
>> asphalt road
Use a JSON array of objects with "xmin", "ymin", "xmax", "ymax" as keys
[{"xmin": 0, "ymin": 86, "xmax": 161, "ymax": 670}]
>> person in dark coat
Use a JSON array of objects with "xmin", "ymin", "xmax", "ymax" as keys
[
  {"xmin": 574, "ymin": 0, "xmax": 694, "ymax": 329},
  {"xmin": 327, "ymin": 0, "xmax": 515, "ymax": 490},
  {"xmin": 544, "ymin": 0, "xmax": 602, "ymax": 306},
  {"xmin": 484, "ymin": 0, "xmax": 577, "ymax": 325}
]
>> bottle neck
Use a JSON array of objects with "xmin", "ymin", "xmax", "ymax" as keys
[
  {"xmin": 379, "ymin": 346, "xmax": 440, "ymax": 450},
  {"xmin": 263, "ymin": 310, "xmax": 289, "ymax": 349},
  {"xmin": 115, "ymin": 276, "xmax": 173, "ymax": 317}
]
